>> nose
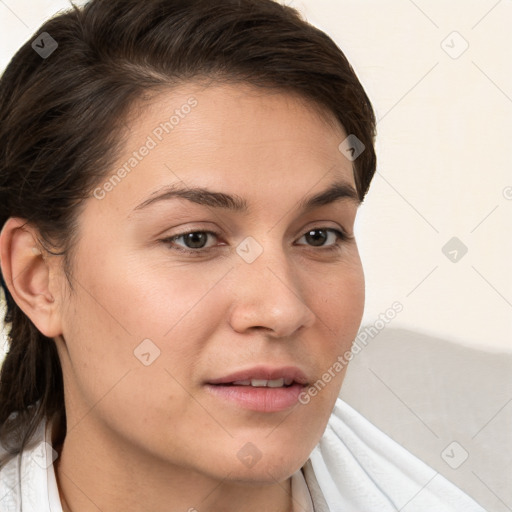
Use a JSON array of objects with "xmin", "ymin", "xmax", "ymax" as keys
[{"xmin": 227, "ymin": 241, "xmax": 317, "ymax": 338}]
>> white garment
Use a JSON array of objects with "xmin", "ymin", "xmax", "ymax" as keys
[
  {"xmin": 0, "ymin": 398, "xmax": 485, "ymax": 512},
  {"xmin": 306, "ymin": 400, "xmax": 487, "ymax": 511}
]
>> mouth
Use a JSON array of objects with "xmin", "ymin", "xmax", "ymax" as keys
[
  {"xmin": 218, "ymin": 377, "xmax": 296, "ymax": 388},
  {"xmin": 204, "ymin": 366, "xmax": 309, "ymax": 412}
]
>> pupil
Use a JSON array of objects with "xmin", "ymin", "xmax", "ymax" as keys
[
  {"xmin": 186, "ymin": 232, "xmax": 207, "ymax": 249},
  {"xmin": 306, "ymin": 229, "xmax": 327, "ymax": 247}
]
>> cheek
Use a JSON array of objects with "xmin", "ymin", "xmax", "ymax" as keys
[
  {"xmin": 59, "ymin": 255, "xmax": 216, "ymax": 450},
  {"xmin": 314, "ymin": 258, "xmax": 365, "ymax": 340},
  {"xmin": 59, "ymin": 248, "xmax": 226, "ymax": 400},
  {"xmin": 305, "ymin": 259, "xmax": 365, "ymax": 398}
]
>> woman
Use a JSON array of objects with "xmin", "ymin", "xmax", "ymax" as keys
[{"xmin": 0, "ymin": 0, "xmax": 486, "ymax": 510}]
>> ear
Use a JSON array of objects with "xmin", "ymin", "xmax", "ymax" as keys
[{"xmin": 0, "ymin": 217, "xmax": 63, "ymax": 338}]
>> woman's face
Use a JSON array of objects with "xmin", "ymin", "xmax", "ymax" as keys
[{"xmin": 53, "ymin": 82, "xmax": 365, "ymax": 483}]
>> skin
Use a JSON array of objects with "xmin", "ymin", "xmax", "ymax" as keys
[{"xmin": 0, "ymin": 82, "xmax": 365, "ymax": 512}]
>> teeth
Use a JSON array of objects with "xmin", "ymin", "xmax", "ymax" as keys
[
  {"xmin": 251, "ymin": 379, "xmax": 270, "ymax": 387},
  {"xmin": 232, "ymin": 378, "xmax": 288, "ymax": 387},
  {"xmin": 265, "ymin": 378, "xmax": 285, "ymax": 388}
]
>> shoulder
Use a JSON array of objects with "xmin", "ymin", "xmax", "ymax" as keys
[{"xmin": 304, "ymin": 398, "xmax": 487, "ymax": 512}]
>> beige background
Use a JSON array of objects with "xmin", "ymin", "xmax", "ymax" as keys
[{"xmin": 1, "ymin": 0, "xmax": 511, "ymax": 355}]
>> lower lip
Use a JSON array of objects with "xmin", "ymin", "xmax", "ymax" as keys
[{"xmin": 204, "ymin": 383, "xmax": 305, "ymax": 412}]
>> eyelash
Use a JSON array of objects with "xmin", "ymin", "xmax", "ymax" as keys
[{"xmin": 161, "ymin": 227, "xmax": 351, "ymax": 257}]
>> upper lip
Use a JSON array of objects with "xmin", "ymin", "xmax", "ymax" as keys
[{"xmin": 206, "ymin": 365, "xmax": 309, "ymax": 386}]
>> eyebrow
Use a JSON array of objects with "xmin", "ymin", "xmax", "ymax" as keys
[{"xmin": 131, "ymin": 179, "xmax": 361, "ymax": 215}]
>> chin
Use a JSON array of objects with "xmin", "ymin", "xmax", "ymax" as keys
[
  {"xmin": 222, "ymin": 440, "xmax": 311, "ymax": 484},
  {"xmin": 222, "ymin": 458, "xmax": 307, "ymax": 486}
]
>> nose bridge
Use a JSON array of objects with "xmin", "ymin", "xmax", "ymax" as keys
[{"xmin": 228, "ymin": 233, "xmax": 316, "ymax": 337}]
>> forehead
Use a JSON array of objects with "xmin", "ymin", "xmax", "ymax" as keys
[
  {"xmin": 91, "ymin": 82, "xmax": 356, "ymax": 218},
  {"xmin": 126, "ymin": 81, "xmax": 348, "ymax": 159}
]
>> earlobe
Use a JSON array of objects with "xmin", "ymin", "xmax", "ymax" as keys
[{"xmin": 0, "ymin": 217, "xmax": 63, "ymax": 338}]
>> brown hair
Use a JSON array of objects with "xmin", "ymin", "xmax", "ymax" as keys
[{"xmin": 0, "ymin": 0, "xmax": 376, "ymax": 463}]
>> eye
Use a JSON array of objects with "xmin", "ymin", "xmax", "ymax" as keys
[
  {"xmin": 161, "ymin": 227, "xmax": 351, "ymax": 256},
  {"xmin": 296, "ymin": 228, "xmax": 349, "ymax": 251},
  {"xmin": 163, "ymin": 230, "xmax": 220, "ymax": 255}
]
